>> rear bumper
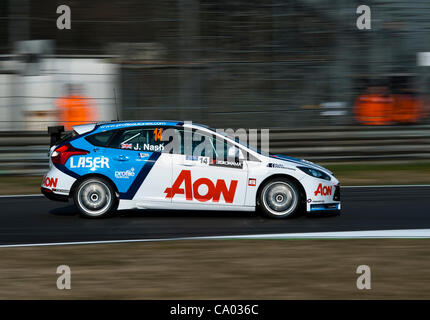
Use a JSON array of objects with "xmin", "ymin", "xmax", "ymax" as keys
[{"xmin": 41, "ymin": 187, "xmax": 69, "ymax": 202}]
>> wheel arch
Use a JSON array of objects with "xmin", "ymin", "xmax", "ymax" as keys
[
  {"xmin": 70, "ymin": 173, "xmax": 119, "ymax": 200},
  {"xmin": 256, "ymin": 174, "xmax": 307, "ymax": 206}
]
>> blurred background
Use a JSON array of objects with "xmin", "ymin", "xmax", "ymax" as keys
[{"xmin": 0, "ymin": 0, "xmax": 430, "ymax": 178}]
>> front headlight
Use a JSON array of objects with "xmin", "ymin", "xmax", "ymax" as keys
[{"xmin": 298, "ymin": 166, "xmax": 331, "ymax": 181}]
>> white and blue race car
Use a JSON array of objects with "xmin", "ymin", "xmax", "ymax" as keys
[{"xmin": 41, "ymin": 121, "xmax": 340, "ymax": 218}]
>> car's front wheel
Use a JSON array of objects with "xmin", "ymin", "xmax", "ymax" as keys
[
  {"xmin": 73, "ymin": 177, "xmax": 117, "ymax": 218},
  {"xmin": 258, "ymin": 178, "xmax": 302, "ymax": 218}
]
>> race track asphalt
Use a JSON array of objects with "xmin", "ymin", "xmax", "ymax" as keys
[{"xmin": 0, "ymin": 186, "xmax": 429, "ymax": 245}]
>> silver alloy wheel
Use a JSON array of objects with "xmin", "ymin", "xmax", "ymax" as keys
[
  {"xmin": 77, "ymin": 179, "xmax": 112, "ymax": 217},
  {"xmin": 261, "ymin": 181, "xmax": 298, "ymax": 216}
]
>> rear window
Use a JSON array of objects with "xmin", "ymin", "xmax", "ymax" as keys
[{"xmin": 85, "ymin": 131, "xmax": 116, "ymax": 147}]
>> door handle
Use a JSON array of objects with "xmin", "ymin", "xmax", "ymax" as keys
[
  {"xmin": 182, "ymin": 162, "xmax": 196, "ymax": 167},
  {"xmin": 114, "ymin": 155, "xmax": 129, "ymax": 161}
]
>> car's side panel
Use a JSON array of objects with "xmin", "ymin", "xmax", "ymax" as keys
[
  {"xmin": 169, "ymin": 153, "xmax": 248, "ymax": 207},
  {"xmin": 117, "ymin": 199, "xmax": 137, "ymax": 210},
  {"xmin": 244, "ymin": 160, "xmax": 306, "ymax": 207},
  {"xmin": 132, "ymin": 152, "xmax": 172, "ymax": 205},
  {"xmin": 137, "ymin": 201, "xmax": 255, "ymax": 211},
  {"xmin": 243, "ymin": 160, "xmax": 270, "ymax": 206}
]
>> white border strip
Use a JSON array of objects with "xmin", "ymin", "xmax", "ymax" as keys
[
  {"xmin": 1, "ymin": 229, "xmax": 430, "ymax": 248},
  {"xmin": 220, "ymin": 229, "xmax": 430, "ymax": 239},
  {"xmin": 0, "ymin": 194, "xmax": 43, "ymax": 198}
]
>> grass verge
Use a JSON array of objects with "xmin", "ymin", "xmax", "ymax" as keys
[
  {"xmin": 0, "ymin": 176, "xmax": 43, "ymax": 195},
  {"xmin": 324, "ymin": 161, "xmax": 430, "ymax": 185}
]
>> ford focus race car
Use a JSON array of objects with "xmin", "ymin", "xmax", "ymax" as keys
[{"xmin": 41, "ymin": 121, "xmax": 341, "ymax": 218}]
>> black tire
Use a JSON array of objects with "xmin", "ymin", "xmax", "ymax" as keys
[
  {"xmin": 73, "ymin": 177, "xmax": 117, "ymax": 218},
  {"xmin": 257, "ymin": 177, "xmax": 302, "ymax": 218}
]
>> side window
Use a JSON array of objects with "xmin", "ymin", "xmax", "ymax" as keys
[
  {"xmin": 160, "ymin": 127, "xmax": 181, "ymax": 154},
  {"xmin": 85, "ymin": 130, "xmax": 115, "ymax": 147},
  {"xmin": 191, "ymin": 130, "xmax": 252, "ymax": 161},
  {"xmin": 179, "ymin": 129, "xmax": 215, "ymax": 157},
  {"xmin": 214, "ymin": 136, "xmax": 239, "ymax": 160},
  {"xmin": 107, "ymin": 129, "xmax": 143, "ymax": 150},
  {"xmin": 179, "ymin": 129, "xmax": 237, "ymax": 160},
  {"xmin": 190, "ymin": 130, "xmax": 216, "ymax": 157},
  {"xmin": 140, "ymin": 127, "xmax": 166, "ymax": 152},
  {"xmin": 107, "ymin": 127, "xmax": 166, "ymax": 152}
]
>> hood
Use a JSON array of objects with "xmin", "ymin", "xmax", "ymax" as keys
[{"xmin": 270, "ymin": 154, "xmax": 333, "ymax": 175}]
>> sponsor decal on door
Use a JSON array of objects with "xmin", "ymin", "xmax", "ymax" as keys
[{"xmin": 164, "ymin": 170, "xmax": 238, "ymax": 203}]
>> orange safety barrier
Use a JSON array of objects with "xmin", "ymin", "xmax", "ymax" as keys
[
  {"xmin": 391, "ymin": 94, "xmax": 423, "ymax": 124},
  {"xmin": 354, "ymin": 93, "xmax": 427, "ymax": 125},
  {"xmin": 354, "ymin": 93, "xmax": 395, "ymax": 125}
]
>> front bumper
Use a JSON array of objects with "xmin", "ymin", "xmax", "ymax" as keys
[
  {"xmin": 309, "ymin": 202, "xmax": 341, "ymax": 213},
  {"xmin": 305, "ymin": 183, "xmax": 341, "ymax": 213}
]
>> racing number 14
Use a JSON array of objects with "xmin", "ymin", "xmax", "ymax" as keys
[{"xmin": 154, "ymin": 128, "xmax": 163, "ymax": 141}]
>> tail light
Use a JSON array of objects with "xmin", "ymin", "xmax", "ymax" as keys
[{"xmin": 51, "ymin": 143, "xmax": 89, "ymax": 165}]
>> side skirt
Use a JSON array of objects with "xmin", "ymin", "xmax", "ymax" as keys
[{"xmin": 117, "ymin": 199, "xmax": 255, "ymax": 212}]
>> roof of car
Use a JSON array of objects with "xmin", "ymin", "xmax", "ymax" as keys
[{"xmin": 95, "ymin": 120, "xmax": 209, "ymax": 129}]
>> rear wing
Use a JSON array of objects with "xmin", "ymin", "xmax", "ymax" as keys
[{"xmin": 48, "ymin": 126, "xmax": 65, "ymax": 147}]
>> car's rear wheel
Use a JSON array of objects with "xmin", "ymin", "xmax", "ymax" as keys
[
  {"xmin": 258, "ymin": 178, "xmax": 301, "ymax": 218},
  {"xmin": 73, "ymin": 177, "xmax": 117, "ymax": 218}
]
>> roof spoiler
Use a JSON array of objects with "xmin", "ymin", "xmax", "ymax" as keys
[{"xmin": 48, "ymin": 126, "xmax": 65, "ymax": 147}]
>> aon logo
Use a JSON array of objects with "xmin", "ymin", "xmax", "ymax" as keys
[
  {"xmin": 164, "ymin": 170, "xmax": 238, "ymax": 203},
  {"xmin": 43, "ymin": 176, "xmax": 58, "ymax": 188},
  {"xmin": 314, "ymin": 183, "xmax": 332, "ymax": 196}
]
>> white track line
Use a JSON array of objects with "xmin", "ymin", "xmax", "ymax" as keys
[
  {"xmin": 219, "ymin": 229, "xmax": 430, "ymax": 239},
  {"xmin": 0, "ymin": 194, "xmax": 43, "ymax": 198},
  {"xmin": 1, "ymin": 229, "xmax": 430, "ymax": 248}
]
